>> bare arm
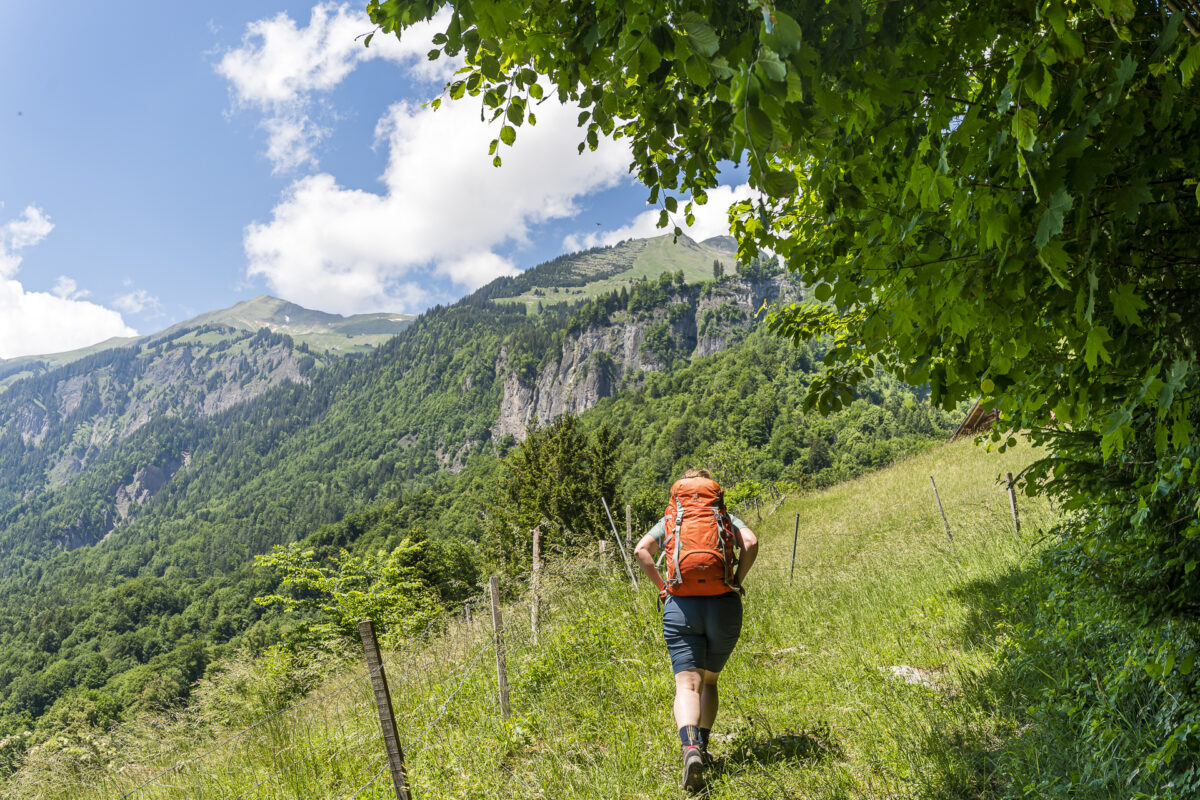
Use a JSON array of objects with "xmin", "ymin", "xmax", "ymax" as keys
[
  {"xmin": 734, "ymin": 528, "xmax": 758, "ymax": 586},
  {"xmin": 633, "ymin": 531, "xmax": 666, "ymax": 593}
]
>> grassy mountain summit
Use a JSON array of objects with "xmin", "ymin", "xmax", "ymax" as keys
[
  {"xmin": 165, "ymin": 295, "xmax": 416, "ymax": 350},
  {"xmin": 480, "ymin": 233, "xmax": 742, "ymax": 312}
]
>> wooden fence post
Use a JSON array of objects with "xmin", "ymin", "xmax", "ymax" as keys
[
  {"xmin": 1006, "ymin": 472, "xmax": 1021, "ymax": 535},
  {"xmin": 464, "ymin": 601, "xmax": 471, "ymax": 629},
  {"xmin": 531, "ymin": 528, "xmax": 542, "ymax": 647},
  {"xmin": 488, "ymin": 576, "xmax": 511, "ymax": 718},
  {"xmin": 790, "ymin": 513, "xmax": 800, "ymax": 584},
  {"xmin": 358, "ymin": 620, "xmax": 412, "ymax": 800},
  {"xmin": 930, "ymin": 475, "xmax": 953, "ymax": 544}
]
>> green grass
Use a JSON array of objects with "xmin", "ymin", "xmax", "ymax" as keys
[
  {"xmin": 5, "ymin": 440, "xmax": 1057, "ymax": 799},
  {"xmin": 500, "ymin": 235, "xmax": 733, "ymax": 312}
]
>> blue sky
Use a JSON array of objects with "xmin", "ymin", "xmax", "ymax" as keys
[{"xmin": 0, "ymin": 2, "xmax": 748, "ymax": 359}]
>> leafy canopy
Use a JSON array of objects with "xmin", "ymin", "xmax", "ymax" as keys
[{"xmin": 367, "ymin": 0, "xmax": 1200, "ymax": 460}]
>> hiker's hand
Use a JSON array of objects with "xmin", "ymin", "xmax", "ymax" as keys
[
  {"xmin": 658, "ymin": 585, "xmax": 668, "ymax": 601},
  {"xmin": 733, "ymin": 582, "xmax": 746, "ymax": 597}
]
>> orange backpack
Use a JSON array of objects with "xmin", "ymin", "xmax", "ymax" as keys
[{"xmin": 663, "ymin": 475, "xmax": 739, "ymax": 596}]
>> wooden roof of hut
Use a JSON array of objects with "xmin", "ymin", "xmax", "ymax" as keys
[{"xmin": 951, "ymin": 398, "xmax": 1000, "ymax": 440}]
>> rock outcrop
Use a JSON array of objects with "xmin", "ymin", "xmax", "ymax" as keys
[{"xmin": 494, "ymin": 275, "xmax": 795, "ymax": 439}]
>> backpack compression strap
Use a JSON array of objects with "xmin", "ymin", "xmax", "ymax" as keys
[
  {"xmin": 667, "ymin": 494, "xmax": 685, "ymax": 587},
  {"xmin": 713, "ymin": 503, "xmax": 737, "ymax": 590}
]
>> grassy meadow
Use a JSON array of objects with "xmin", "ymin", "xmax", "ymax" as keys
[{"xmin": 6, "ymin": 439, "xmax": 1059, "ymax": 799}]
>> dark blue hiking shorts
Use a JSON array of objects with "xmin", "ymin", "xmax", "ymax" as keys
[{"xmin": 662, "ymin": 592, "xmax": 743, "ymax": 674}]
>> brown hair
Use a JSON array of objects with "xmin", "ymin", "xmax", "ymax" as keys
[{"xmin": 680, "ymin": 468, "xmax": 713, "ymax": 480}]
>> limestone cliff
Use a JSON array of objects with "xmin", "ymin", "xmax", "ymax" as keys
[{"xmin": 494, "ymin": 275, "xmax": 795, "ymax": 439}]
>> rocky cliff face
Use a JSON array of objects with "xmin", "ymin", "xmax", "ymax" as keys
[
  {"xmin": 0, "ymin": 327, "xmax": 311, "ymax": 509},
  {"xmin": 494, "ymin": 275, "xmax": 795, "ymax": 439}
]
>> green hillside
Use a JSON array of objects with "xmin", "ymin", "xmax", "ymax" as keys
[
  {"xmin": 8, "ymin": 441, "xmax": 1062, "ymax": 799},
  {"xmin": 168, "ymin": 295, "xmax": 416, "ymax": 354},
  {"xmin": 479, "ymin": 234, "xmax": 741, "ymax": 312}
]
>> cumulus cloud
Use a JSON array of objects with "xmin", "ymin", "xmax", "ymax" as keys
[
  {"xmin": 113, "ymin": 289, "xmax": 162, "ymax": 316},
  {"xmin": 0, "ymin": 205, "xmax": 54, "ymax": 277},
  {"xmin": 51, "ymin": 276, "xmax": 88, "ymax": 300},
  {"xmin": 244, "ymin": 97, "xmax": 632, "ymax": 314},
  {"xmin": 562, "ymin": 183, "xmax": 756, "ymax": 253},
  {"xmin": 217, "ymin": 2, "xmax": 457, "ymax": 172},
  {"xmin": 0, "ymin": 206, "xmax": 136, "ymax": 359}
]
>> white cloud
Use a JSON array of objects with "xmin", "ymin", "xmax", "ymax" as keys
[
  {"xmin": 217, "ymin": 2, "xmax": 457, "ymax": 172},
  {"xmin": 51, "ymin": 276, "xmax": 88, "ymax": 300},
  {"xmin": 244, "ymin": 97, "xmax": 632, "ymax": 314},
  {"xmin": 0, "ymin": 205, "xmax": 54, "ymax": 277},
  {"xmin": 562, "ymin": 183, "xmax": 756, "ymax": 252},
  {"xmin": 0, "ymin": 206, "xmax": 135, "ymax": 359},
  {"xmin": 113, "ymin": 289, "xmax": 161, "ymax": 316}
]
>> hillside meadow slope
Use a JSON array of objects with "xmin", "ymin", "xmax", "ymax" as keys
[{"xmin": 8, "ymin": 440, "xmax": 1058, "ymax": 799}]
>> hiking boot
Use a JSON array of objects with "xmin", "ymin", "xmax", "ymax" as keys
[
  {"xmin": 681, "ymin": 744, "xmax": 705, "ymax": 792},
  {"xmin": 698, "ymin": 742, "xmax": 714, "ymax": 767}
]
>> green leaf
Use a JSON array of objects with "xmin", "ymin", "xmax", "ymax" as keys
[
  {"xmin": 1114, "ymin": 180, "xmax": 1153, "ymax": 221},
  {"xmin": 506, "ymin": 103, "xmax": 524, "ymax": 126},
  {"xmin": 1012, "ymin": 107, "xmax": 1038, "ymax": 150},
  {"xmin": 1037, "ymin": 240, "xmax": 1071, "ymax": 288},
  {"xmin": 1085, "ymin": 324, "xmax": 1113, "ymax": 369},
  {"xmin": 763, "ymin": 168, "xmax": 798, "ymax": 198},
  {"xmin": 758, "ymin": 46, "xmax": 787, "ymax": 82},
  {"xmin": 363, "ymin": 32, "xmax": 374, "ymax": 48},
  {"xmin": 1110, "ymin": 283, "xmax": 1147, "ymax": 326},
  {"xmin": 684, "ymin": 55, "xmax": 711, "ymax": 86},
  {"xmin": 747, "ymin": 105, "xmax": 774, "ymax": 151},
  {"xmin": 813, "ymin": 283, "xmax": 832, "ymax": 302},
  {"xmin": 1024, "ymin": 64, "xmax": 1053, "ymax": 109},
  {"xmin": 1183, "ymin": 42, "xmax": 1200, "ymax": 86},
  {"xmin": 1035, "ymin": 187, "xmax": 1073, "ymax": 249},
  {"xmin": 681, "ymin": 11, "xmax": 720, "ymax": 58},
  {"xmin": 500, "ymin": 125, "xmax": 516, "ymax": 146},
  {"xmin": 529, "ymin": 83, "xmax": 544, "ymax": 100},
  {"xmin": 763, "ymin": 11, "xmax": 803, "ymax": 57}
]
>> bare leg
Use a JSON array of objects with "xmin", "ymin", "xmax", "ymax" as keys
[
  {"xmin": 699, "ymin": 669, "xmax": 720, "ymax": 729},
  {"xmin": 673, "ymin": 669, "xmax": 703, "ymax": 728}
]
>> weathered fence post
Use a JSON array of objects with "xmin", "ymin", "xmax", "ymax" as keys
[
  {"xmin": 530, "ymin": 528, "xmax": 542, "ymax": 647},
  {"xmin": 358, "ymin": 620, "xmax": 412, "ymax": 800},
  {"xmin": 488, "ymin": 576, "xmax": 511, "ymax": 718},
  {"xmin": 599, "ymin": 539, "xmax": 608, "ymax": 567},
  {"xmin": 790, "ymin": 513, "xmax": 800, "ymax": 584},
  {"xmin": 1006, "ymin": 472, "xmax": 1021, "ymax": 535},
  {"xmin": 930, "ymin": 475, "xmax": 953, "ymax": 544},
  {"xmin": 464, "ymin": 601, "xmax": 471, "ymax": 629}
]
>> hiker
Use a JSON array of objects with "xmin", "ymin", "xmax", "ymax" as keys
[{"xmin": 633, "ymin": 468, "xmax": 759, "ymax": 791}]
